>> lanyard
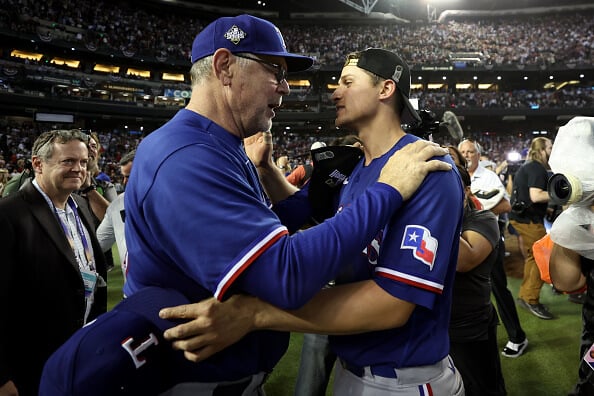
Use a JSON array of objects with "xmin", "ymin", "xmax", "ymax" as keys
[{"xmin": 54, "ymin": 197, "xmax": 94, "ymax": 271}]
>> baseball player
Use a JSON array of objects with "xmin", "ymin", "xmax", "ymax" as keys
[
  {"xmin": 120, "ymin": 15, "xmax": 452, "ymax": 394},
  {"xmin": 161, "ymin": 48, "xmax": 465, "ymax": 395}
]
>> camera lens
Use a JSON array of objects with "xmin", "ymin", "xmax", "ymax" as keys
[
  {"xmin": 550, "ymin": 174, "xmax": 570, "ymax": 201},
  {"xmin": 548, "ymin": 173, "xmax": 582, "ymax": 205}
]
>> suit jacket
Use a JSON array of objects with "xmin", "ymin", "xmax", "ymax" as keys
[{"xmin": 0, "ymin": 182, "xmax": 107, "ymax": 396}]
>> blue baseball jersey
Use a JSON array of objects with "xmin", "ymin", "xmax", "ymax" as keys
[
  {"xmin": 123, "ymin": 109, "xmax": 404, "ymax": 381},
  {"xmin": 330, "ymin": 134, "xmax": 464, "ymax": 369}
]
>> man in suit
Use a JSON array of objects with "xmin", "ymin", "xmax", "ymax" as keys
[{"xmin": 0, "ymin": 129, "xmax": 107, "ymax": 396}]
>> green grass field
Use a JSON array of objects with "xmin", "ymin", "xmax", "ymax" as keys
[{"xmin": 107, "ymin": 263, "xmax": 583, "ymax": 395}]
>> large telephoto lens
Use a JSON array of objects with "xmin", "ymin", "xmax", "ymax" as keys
[{"xmin": 548, "ymin": 173, "xmax": 582, "ymax": 205}]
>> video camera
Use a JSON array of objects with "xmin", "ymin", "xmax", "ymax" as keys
[
  {"xmin": 548, "ymin": 117, "xmax": 594, "ymax": 260},
  {"xmin": 505, "ymin": 161, "xmax": 523, "ymax": 176},
  {"xmin": 548, "ymin": 117, "xmax": 594, "ymax": 207},
  {"xmin": 548, "ymin": 173, "xmax": 589, "ymax": 206},
  {"xmin": 405, "ymin": 109, "xmax": 464, "ymax": 141}
]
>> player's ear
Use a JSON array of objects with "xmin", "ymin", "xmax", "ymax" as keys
[
  {"xmin": 212, "ymin": 48, "xmax": 233, "ymax": 86},
  {"xmin": 378, "ymin": 78, "xmax": 397, "ymax": 101}
]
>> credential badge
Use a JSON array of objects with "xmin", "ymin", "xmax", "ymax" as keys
[{"xmin": 224, "ymin": 25, "xmax": 247, "ymax": 45}]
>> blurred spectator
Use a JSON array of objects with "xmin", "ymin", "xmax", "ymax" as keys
[
  {"xmin": 509, "ymin": 137, "xmax": 554, "ymax": 320},
  {"xmin": 97, "ymin": 149, "xmax": 135, "ymax": 279},
  {"xmin": 0, "ymin": 168, "xmax": 8, "ymax": 196},
  {"xmin": 286, "ymin": 141, "xmax": 326, "ymax": 188}
]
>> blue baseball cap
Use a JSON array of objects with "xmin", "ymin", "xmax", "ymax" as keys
[
  {"xmin": 191, "ymin": 14, "xmax": 314, "ymax": 72},
  {"xmin": 39, "ymin": 287, "xmax": 195, "ymax": 396}
]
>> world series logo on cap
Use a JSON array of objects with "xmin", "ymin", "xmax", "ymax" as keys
[
  {"xmin": 392, "ymin": 65, "xmax": 403, "ymax": 83},
  {"xmin": 224, "ymin": 25, "xmax": 247, "ymax": 45}
]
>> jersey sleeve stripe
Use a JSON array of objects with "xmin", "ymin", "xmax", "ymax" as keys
[
  {"xmin": 375, "ymin": 267, "xmax": 444, "ymax": 294},
  {"xmin": 214, "ymin": 226, "xmax": 289, "ymax": 300}
]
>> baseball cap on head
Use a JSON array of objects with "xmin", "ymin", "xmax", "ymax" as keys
[
  {"xmin": 191, "ymin": 14, "xmax": 313, "ymax": 72},
  {"xmin": 39, "ymin": 287, "xmax": 194, "ymax": 396},
  {"xmin": 345, "ymin": 48, "xmax": 421, "ymax": 126}
]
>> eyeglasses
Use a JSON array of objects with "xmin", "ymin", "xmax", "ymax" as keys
[{"xmin": 234, "ymin": 54, "xmax": 288, "ymax": 84}]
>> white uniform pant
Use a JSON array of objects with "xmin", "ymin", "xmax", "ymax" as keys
[{"xmin": 333, "ymin": 355, "xmax": 465, "ymax": 396}]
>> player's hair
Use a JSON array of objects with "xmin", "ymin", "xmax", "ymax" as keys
[
  {"xmin": 190, "ymin": 55, "xmax": 214, "ymax": 86},
  {"xmin": 190, "ymin": 53, "xmax": 252, "ymax": 86},
  {"xmin": 33, "ymin": 130, "xmax": 89, "ymax": 162}
]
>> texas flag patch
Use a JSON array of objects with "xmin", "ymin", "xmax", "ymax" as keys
[{"xmin": 401, "ymin": 225, "xmax": 438, "ymax": 270}]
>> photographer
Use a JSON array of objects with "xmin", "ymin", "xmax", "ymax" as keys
[
  {"xmin": 509, "ymin": 137, "xmax": 554, "ymax": 320},
  {"xmin": 549, "ymin": 116, "xmax": 594, "ymax": 396}
]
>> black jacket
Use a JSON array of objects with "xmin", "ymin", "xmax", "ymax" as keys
[{"xmin": 0, "ymin": 182, "xmax": 107, "ymax": 396}]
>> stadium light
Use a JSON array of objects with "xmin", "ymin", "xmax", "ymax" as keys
[{"xmin": 507, "ymin": 151, "xmax": 522, "ymax": 162}]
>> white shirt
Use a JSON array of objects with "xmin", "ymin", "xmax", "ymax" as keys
[{"xmin": 97, "ymin": 192, "xmax": 127, "ymax": 278}]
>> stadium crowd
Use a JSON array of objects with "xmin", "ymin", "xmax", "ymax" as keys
[
  {"xmin": 1, "ymin": 0, "xmax": 592, "ymax": 118},
  {"xmin": 0, "ymin": 0, "xmax": 592, "ymax": 67},
  {"xmin": 0, "ymin": 118, "xmax": 532, "ymax": 195}
]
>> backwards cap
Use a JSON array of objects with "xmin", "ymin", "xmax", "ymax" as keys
[
  {"xmin": 39, "ymin": 287, "xmax": 196, "ymax": 396},
  {"xmin": 345, "ymin": 48, "xmax": 421, "ymax": 125},
  {"xmin": 191, "ymin": 14, "xmax": 313, "ymax": 72}
]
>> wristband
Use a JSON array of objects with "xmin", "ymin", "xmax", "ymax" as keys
[{"xmin": 81, "ymin": 184, "xmax": 97, "ymax": 194}]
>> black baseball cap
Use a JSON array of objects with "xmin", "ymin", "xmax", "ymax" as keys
[
  {"xmin": 307, "ymin": 145, "xmax": 363, "ymax": 223},
  {"xmin": 346, "ymin": 48, "xmax": 421, "ymax": 125}
]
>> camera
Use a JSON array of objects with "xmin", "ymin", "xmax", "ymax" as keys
[
  {"xmin": 511, "ymin": 200, "xmax": 530, "ymax": 215},
  {"xmin": 547, "ymin": 173, "xmax": 583, "ymax": 206},
  {"xmin": 506, "ymin": 161, "xmax": 522, "ymax": 176}
]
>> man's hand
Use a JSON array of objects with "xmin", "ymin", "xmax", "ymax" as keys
[
  {"xmin": 378, "ymin": 140, "xmax": 451, "ymax": 200},
  {"xmin": 245, "ymin": 131, "xmax": 298, "ymax": 202},
  {"xmin": 159, "ymin": 295, "xmax": 258, "ymax": 362},
  {"xmin": 244, "ymin": 131, "xmax": 273, "ymax": 168},
  {"xmin": 80, "ymin": 172, "xmax": 93, "ymax": 189},
  {"xmin": 0, "ymin": 380, "xmax": 18, "ymax": 396}
]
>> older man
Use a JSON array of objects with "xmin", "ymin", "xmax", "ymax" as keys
[{"xmin": 0, "ymin": 130, "xmax": 107, "ymax": 396}]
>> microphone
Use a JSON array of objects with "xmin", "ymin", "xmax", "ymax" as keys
[{"xmin": 440, "ymin": 111, "xmax": 464, "ymax": 141}]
